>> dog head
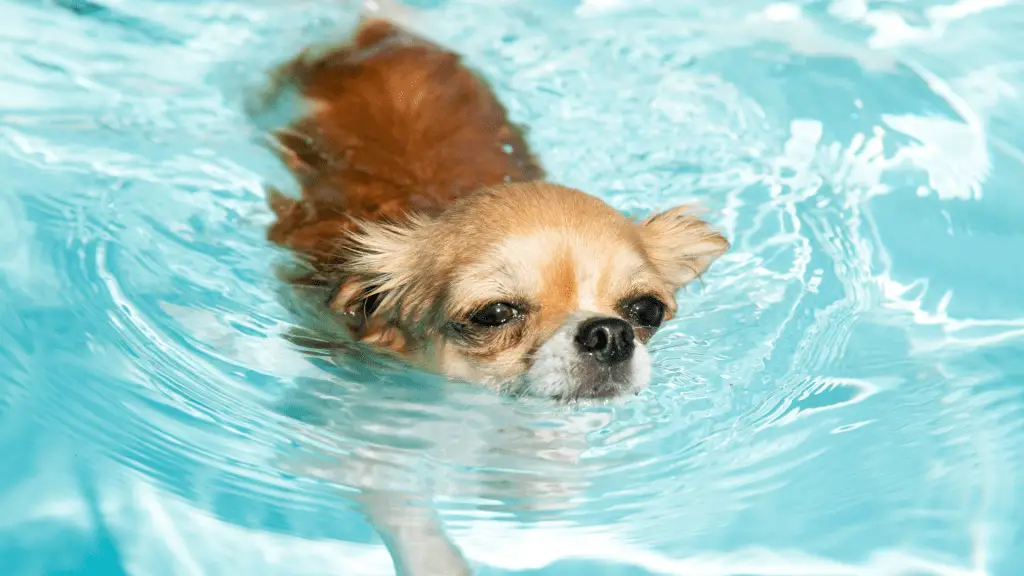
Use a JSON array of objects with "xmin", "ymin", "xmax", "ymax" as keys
[{"xmin": 331, "ymin": 183, "xmax": 728, "ymax": 401}]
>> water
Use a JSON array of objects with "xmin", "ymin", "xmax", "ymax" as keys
[{"xmin": 2, "ymin": 0, "xmax": 1023, "ymax": 574}]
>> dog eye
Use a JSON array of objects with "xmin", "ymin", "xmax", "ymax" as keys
[
  {"xmin": 470, "ymin": 302, "xmax": 521, "ymax": 327},
  {"xmin": 625, "ymin": 296, "xmax": 666, "ymax": 328}
]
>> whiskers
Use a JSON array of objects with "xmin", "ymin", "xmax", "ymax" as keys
[{"xmin": 499, "ymin": 373, "xmax": 537, "ymax": 398}]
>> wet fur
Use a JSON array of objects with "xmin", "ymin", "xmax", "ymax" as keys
[
  {"xmin": 256, "ymin": 14, "xmax": 728, "ymax": 576},
  {"xmin": 260, "ymin": 19, "xmax": 728, "ymax": 390},
  {"xmin": 264, "ymin": 19, "xmax": 542, "ymax": 281}
]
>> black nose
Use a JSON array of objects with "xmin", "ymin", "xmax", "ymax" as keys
[{"xmin": 575, "ymin": 317, "xmax": 635, "ymax": 365}]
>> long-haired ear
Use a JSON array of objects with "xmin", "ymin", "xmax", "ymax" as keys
[
  {"xmin": 327, "ymin": 215, "xmax": 433, "ymax": 324},
  {"xmin": 638, "ymin": 205, "xmax": 729, "ymax": 289}
]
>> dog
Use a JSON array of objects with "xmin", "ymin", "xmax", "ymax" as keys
[
  {"xmin": 262, "ymin": 17, "xmax": 728, "ymax": 404},
  {"xmin": 257, "ymin": 7, "xmax": 728, "ymax": 574}
]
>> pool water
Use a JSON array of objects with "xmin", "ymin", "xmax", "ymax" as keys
[{"xmin": 2, "ymin": 0, "xmax": 1023, "ymax": 574}]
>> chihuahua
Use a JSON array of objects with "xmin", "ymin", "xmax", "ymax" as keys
[
  {"xmin": 262, "ymin": 16, "xmax": 728, "ymax": 403},
  {"xmin": 256, "ymin": 7, "xmax": 729, "ymax": 574}
]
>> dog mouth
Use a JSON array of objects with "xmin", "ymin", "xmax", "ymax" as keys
[
  {"xmin": 500, "ymin": 359, "xmax": 643, "ymax": 401},
  {"xmin": 517, "ymin": 319, "xmax": 653, "ymax": 402},
  {"xmin": 549, "ymin": 362, "xmax": 639, "ymax": 402},
  {"xmin": 551, "ymin": 384, "xmax": 641, "ymax": 403}
]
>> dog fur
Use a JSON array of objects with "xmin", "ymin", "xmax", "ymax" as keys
[
  {"xmin": 262, "ymin": 18, "xmax": 727, "ymax": 402},
  {"xmin": 257, "ymin": 12, "xmax": 727, "ymax": 575}
]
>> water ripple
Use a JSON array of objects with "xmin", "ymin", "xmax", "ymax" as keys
[{"xmin": 1, "ymin": 0, "xmax": 1023, "ymax": 574}]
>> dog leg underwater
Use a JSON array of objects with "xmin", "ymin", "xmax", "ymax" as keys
[{"xmin": 358, "ymin": 490, "xmax": 472, "ymax": 576}]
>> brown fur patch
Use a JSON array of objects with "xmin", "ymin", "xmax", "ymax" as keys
[
  {"xmin": 540, "ymin": 247, "xmax": 577, "ymax": 318},
  {"xmin": 260, "ymin": 19, "xmax": 729, "ymax": 391},
  {"xmin": 261, "ymin": 19, "xmax": 543, "ymax": 283}
]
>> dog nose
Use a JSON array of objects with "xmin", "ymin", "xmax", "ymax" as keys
[{"xmin": 575, "ymin": 317, "xmax": 635, "ymax": 365}]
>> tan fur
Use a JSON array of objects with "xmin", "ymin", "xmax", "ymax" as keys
[
  {"xmin": 327, "ymin": 182, "xmax": 725, "ymax": 389},
  {"xmin": 261, "ymin": 19, "xmax": 729, "ymax": 393}
]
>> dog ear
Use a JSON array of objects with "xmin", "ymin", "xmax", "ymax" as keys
[
  {"xmin": 328, "ymin": 215, "xmax": 433, "ymax": 325},
  {"xmin": 637, "ymin": 206, "xmax": 729, "ymax": 289}
]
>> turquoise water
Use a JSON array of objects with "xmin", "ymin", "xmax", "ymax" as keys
[{"xmin": 2, "ymin": 0, "xmax": 1023, "ymax": 574}]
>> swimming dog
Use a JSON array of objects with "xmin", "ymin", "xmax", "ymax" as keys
[
  {"xmin": 262, "ymin": 17, "xmax": 728, "ymax": 404},
  {"xmin": 258, "ymin": 10, "xmax": 728, "ymax": 575}
]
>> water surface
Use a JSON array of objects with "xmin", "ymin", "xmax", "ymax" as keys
[{"xmin": 1, "ymin": 0, "xmax": 1023, "ymax": 574}]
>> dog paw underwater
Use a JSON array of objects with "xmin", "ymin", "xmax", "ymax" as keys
[{"xmin": 257, "ymin": 17, "xmax": 729, "ymax": 404}]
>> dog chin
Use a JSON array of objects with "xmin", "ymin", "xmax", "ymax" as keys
[{"xmin": 515, "ymin": 320, "xmax": 652, "ymax": 402}]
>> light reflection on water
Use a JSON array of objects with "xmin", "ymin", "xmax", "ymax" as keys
[{"xmin": 1, "ymin": 0, "xmax": 1022, "ymax": 574}]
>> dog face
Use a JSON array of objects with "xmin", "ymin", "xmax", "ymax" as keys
[{"xmin": 331, "ymin": 183, "xmax": 727, "ymax": 401}]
